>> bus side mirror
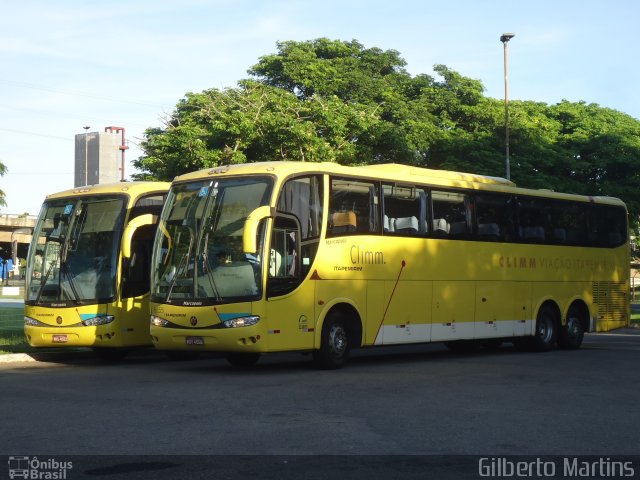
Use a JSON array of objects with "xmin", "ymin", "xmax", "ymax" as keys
[
  {"xmin": 122, "ymin": 214, "xmax": 158, "ymax": 259},
  {"xmin": 243, "ymin": 206, "xmax": 275, "ymax": 254}
]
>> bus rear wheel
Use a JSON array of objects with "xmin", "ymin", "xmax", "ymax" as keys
[
  {"xmin": 313, "ymin": 313, "xmax": 350, "ymax": 369},
  {"xmin": 558, "ymin": 306, "xmax": 584, "ymax": 350}
]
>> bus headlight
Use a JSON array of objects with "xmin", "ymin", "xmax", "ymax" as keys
[
  {"xmin": 24, "ymin": 316, "xmax": 41, "ymax": 327},
  {"xmin": 222, "ymin": 316, "xmax": 260, "ymax": 328},
  {"xmin": 151, "ymin": 315, "xmax": 170, "ymax": 327},
  {"xmin": 81, "ymin": 315, "xmax": 115, "ymax": 327}
]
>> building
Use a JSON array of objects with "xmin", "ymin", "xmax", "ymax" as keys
[{"xmin": 74, "ymin": 126, "xmax": 129, "ymax": 187}]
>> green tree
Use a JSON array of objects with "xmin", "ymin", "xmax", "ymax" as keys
[
  {"xmin": 133, "ymin": 80, "xmax": 381, "ymax": 179},
  {"xmin": 134, "ymin": 38, "xmax": 640, "ymax": 224}
]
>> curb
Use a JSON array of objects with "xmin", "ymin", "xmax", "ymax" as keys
[
  {"xmin": 0, "ymin": 350, "xmax": 96, "ymax": 365},
  {"xmin": 0, "ymin": 353, "xmax": 38, "ymax": 363}
]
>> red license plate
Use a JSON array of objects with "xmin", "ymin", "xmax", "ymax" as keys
[
  {"xmin": 52, "ymin": 334, "xmax": 68, "ymax": 343},
  {"xmin": 186, "ymin": 336, "xmax": 204, "ymax": 346}
]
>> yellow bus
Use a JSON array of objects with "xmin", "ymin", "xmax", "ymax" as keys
[
  {"xmin": 149, "ymin": 162, "xmax": 629, "ymax": 368},
  {"xmin": 24, "ymin": 181, "xmax": 170, "ymax": 359}
]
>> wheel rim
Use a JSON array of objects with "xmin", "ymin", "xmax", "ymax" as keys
[
  {"xmin": 537, "ymin": 315, "xmax": 553, "ymax": 343},
  {"xmin": 328, "ymin": 324, "xmax": 347, "ymax": 356},
  {"xmin": 566, "ymin": 316, "xmax": 581, "ymax": 339}
]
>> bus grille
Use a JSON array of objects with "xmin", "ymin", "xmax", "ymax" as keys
[{"xmin": 592, "ymin": 281, "xmax": 628, "ymax": 324}]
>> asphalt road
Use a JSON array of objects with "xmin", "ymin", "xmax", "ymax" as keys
[{"xmin": 2, "ymin": 330, "xmax": 639, "ymax": 479}]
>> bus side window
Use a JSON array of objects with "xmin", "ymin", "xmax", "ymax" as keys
[
  {"xmin": 590, "ymin": 204, "xmax": 627, "ymax": 247},
  {"xmin": 432, "ymin": 190, "xmax": 469, "ymax": 239},
  {"xmin": 517, "ymin": 199, "xmax": 546, "ymax": 243},
  {"xmin": 475, "ymin": 194, "xmax": 513, "ymax": 242},
  {"xmin": 382, "ymin": 185, "xmax": 427, "ymax": 236},
  {"xmin": 329, "ymin": 177, "xmax": 379, "ymax": 236}
]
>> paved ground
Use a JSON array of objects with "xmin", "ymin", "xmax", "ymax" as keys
[{"xmin": 1, "ymin": 330, "xmax": 639, "ymax": 479}]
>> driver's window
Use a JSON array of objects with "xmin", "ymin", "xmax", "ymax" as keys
[
  {"xmin": 267, "ymin": 216, "xmax": 301, "ymax": 297},
  {"xmin": 270, "ymin": 227, "xmax": 298, "ymax": 278}
]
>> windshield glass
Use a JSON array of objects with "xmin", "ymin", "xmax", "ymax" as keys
[
  {"xmin": 25, "ymin": 196, "xmax": 126, "ymax": 305},
  {"xmin": 151, "ymin": 176, "xmax": 273, "ymax": 304}
]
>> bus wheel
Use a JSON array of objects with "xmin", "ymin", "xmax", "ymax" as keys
[
  {"xmin": 313, "ymin": 314, "xmax": 350, "ymax": 369},
  {"xmin": 531, "ymin": 305, "xmax": 558, "ymax": 352},
  {"xmin": 558, "ymin": 306, "xmax": 584, "ymax": 350},
  {"xmin": 226, "ymin": 353, "xmax": 260, "ymax": 368}
]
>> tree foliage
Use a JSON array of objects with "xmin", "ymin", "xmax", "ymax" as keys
[{"xmin": 133, "ymin": 38, "xmax": 640, "ymax": 225}]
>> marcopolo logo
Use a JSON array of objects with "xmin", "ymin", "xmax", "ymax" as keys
[{"xmin": 8, "ymin": 456, "xmax": 73, "ymax": 479}]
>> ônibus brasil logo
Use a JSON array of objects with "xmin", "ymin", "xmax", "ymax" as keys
[{"xmin": 8, "ymin": 456, "xmax": 73, "ymax": 479}]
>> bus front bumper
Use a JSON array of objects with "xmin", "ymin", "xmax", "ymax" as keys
[
  {"xmin": 23, "ymin": 324, "xmax": 130, "ymax": 348},
  {"xmin": 150, "ymin": 323, "xmax": 266, "ymax": 353}
]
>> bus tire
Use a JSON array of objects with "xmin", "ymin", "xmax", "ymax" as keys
[
  {"xmin": 313, "ymin": 313, "xmax": 350, "ymax": 369},
  {"xmin": 558, "ymin": 306, "xmax": 584, "ymax": 350},
  {"xmin": 531, "ymin": 304, "xmax": 558, "ymax": 352},
  {"xmin": 226, "ymin": 353, "xmax": 260, "ymax": 368}
]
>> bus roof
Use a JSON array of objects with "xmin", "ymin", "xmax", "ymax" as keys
[
  {"xmin": 44, "ymin": 181, "xmax": 171, "ymax": 201},
  {"xmin": 173, "ymin": 161, "xmax": 626, "ymax": 208}
]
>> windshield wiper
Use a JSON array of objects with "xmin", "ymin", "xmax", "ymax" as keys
[
  {"xmin": 165, "ymin": 244, "xmax": 192, "ymax": 302},
  {"xmin": 201, "ymin": 248, "xmax": 222, "ymax": 302},
  {"xmin": 34, "ymin": 257, "xmax": 58, "ymax": 305}
]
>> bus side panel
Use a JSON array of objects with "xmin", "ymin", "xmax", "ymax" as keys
[
  {"xmin": 114, "ymin": 294, "xmax": 154, "ymax": 347},
  {"xmin": 374, "ymin": 280, "xmax": 431, "ymax": 345},
  {"xmin": 474, "ymin": 281, "xmax": 532, "ymax": 338},
  {"xmin": 431, "ymin": 281, "xmax": 475, "ymax": 341},
  {"xmin": 365, "ymin": 281, "xmax": 385, "ymax": 345},
  {"xmin": 265, "ymin": 281, "xmax": 316, "ymax": 352}
]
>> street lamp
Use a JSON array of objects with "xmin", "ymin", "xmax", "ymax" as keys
[
  {"xmin": 500, "ymin": 32, "xmax": 515, "ymax": 180},
  {"xmin": 83, "ymin": 126, "xmax": 90, "ymax": 186}
]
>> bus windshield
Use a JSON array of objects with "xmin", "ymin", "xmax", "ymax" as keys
[
  {"xmin": 26, "ymin": 196, "xmax": 126, "ymax": 305},
  {"xmin": 151, "ymin": 176, "xmax": 273, "ymax": 304}
]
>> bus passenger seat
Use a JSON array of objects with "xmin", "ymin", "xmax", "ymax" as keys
[
  {"xmin": 331, "ymin": 211, "xmax": 357, "ymax": 234},
  {"xmin": 395, "ymin": 216, "xmax": 419, "ymax": 234},
  {"xmin": 433, "ymin": 218, "xmax": 450, "ymax": 236},
  {"xmin": 384, "ymin": 215, "xmax": 395, "ymax": 232}
]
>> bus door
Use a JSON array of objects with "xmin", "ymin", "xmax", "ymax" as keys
[{"xmin": 265, "ymin": 214, "xmax": 316, "ymax": 351}]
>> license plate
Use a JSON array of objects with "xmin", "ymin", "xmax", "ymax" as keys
[
  {"xmin": 186, "ymin": 336, "xmax": 204, "ymax": 346},
  {"xmin": 52, "ymin": 334, "xmax": 68, "ymax": 343}
]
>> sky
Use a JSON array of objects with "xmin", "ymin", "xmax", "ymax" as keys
[{"xmin": 1, "ymin": 0, "xmax": 639, "ymax": 215}]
